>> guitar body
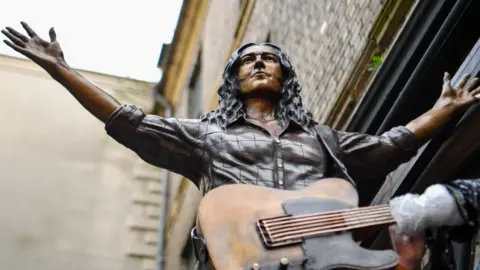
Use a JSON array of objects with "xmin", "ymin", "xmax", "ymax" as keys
[{"xmin": 197, "ymin": 178, "xmax": 398, "ymax": 270}]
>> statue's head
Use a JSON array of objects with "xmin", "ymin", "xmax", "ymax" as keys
[
  {"xmin": 235, "ymin": 43, "xmax": 283, "ymax": 96},
  {"xmin": 201, "ymin": 43, "xmax": 314, "ymax": 128}
]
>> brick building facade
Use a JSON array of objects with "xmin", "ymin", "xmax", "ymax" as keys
[{"xmin": 240, "ymin": 0, "xmax": 382, "ymax": 123}]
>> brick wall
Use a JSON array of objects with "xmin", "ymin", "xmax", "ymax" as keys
[
  {"xmin": 0, "ymin": 55, "xmax": 156, "ymax": 270},
  {"xmin": 204, "ymin": 0, "xmax": 384, "ymax": 122}
]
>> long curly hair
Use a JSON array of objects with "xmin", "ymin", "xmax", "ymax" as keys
[{"xmin": 200, "ymin": 43, "xmax": 314, "ymax": 128}]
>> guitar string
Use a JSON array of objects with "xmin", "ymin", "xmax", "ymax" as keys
[
  {"xmin": 269, "ymin": 214, "xmax": 393, "ymax": 238},
  {"xmin": 263, "ymin": 207, "xmax": 391, "ymax": 229},
  {"xmin": 266, "ymin": 209, "xmax": 392, "ymax": 235},
  {"xmin": 260, "ymin": 207, "xmax": 394, "ymax": 243},
  {"xmin": 259, "ymin": 204, "xmax": 389, "ymax": 223},
  {"xmin": 271, "ymin": 218, "xmax": 396, "ymax": 242},
  {"xmin": 261, "ymin": 205, "xmax": 391, "ymax": 227}
]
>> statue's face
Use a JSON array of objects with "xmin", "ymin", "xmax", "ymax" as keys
[{"xmin": 237, "ymin": 45, "xmax": 283, "ymax": 95}]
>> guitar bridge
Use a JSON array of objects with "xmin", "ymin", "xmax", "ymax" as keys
[{"xmin": 257, "ymin": 215, "xmax": 303, "ymax": 248}]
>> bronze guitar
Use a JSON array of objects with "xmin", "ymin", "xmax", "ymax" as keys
[{"xmin": 197, "ymin": 178, "xmax": 399, "ymax": 270}]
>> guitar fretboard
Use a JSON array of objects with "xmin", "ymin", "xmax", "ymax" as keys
[{"xmin": 257, "ymin": 204, "xmax": 394, "ymax": 248}]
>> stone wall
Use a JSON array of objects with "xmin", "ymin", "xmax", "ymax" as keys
[{"xmin": 0, "ymin": 54, "xmax": 159, "ymax": 270}]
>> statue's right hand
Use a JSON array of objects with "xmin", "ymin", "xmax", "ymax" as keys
[{"xmin": 2, "ymin": 21, "xmax": 66, "ymax": 70}]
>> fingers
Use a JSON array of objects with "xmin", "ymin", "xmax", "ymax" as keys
[
  {"xmin": 3, "ymin": 40, "xmax": 30, "ymax": 56},
  {"xmin": 443, "ymin": 72, "xmax": 452, "ymax": 91},
  {"xmin": 389, "ymin": 225, "xmax": 409, "ymax": 243},
  {"xmin": 388, "ymin": 226, "xmax": 399, "ymax": 251},
  {"xmin": 457, "ymin": 73, "xmax": 471, "ymax": 89},
  {"xmin": 443, "ymin": 72, "xmax": 451, "ymax": 83},
  {"xmin": 21, "ymin": 21, "xmax": 38, "ymax": 38},
  {"xmin": 444, "ymin": 72, "xmax": 480, "ymax": 92},
  {"xmin": 471, "ymin": 86, "xmax": 480, "ymax": 98},
  {"xmin": 465, "ymin": 77, "xmax": 480, "ymax": 92},
  {"xmin": 389, "ymin": 226, "xmax": 400, "ymax": 239},
  {"xmin": 389, "ymin": 225, "xmax": 425, "ymax": 245},
  {"xmin": 5, "ymin": 26, "xmax": 29, "ymax": 42},
  {"xmin": 49, "ymin": 27, "xmax": 57, "ymax": 42},
  {"xmin": 1, "ymin": 29, "xmax": 26, "ymax": 48}
]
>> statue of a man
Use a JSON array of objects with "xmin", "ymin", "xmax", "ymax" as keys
[{"xmin": 2, "ymin": 22, "xmax": 480, "ymax": 270}]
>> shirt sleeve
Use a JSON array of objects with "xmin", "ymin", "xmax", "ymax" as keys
[
  {"xmin": 445, "ymin": 179, "xmax": 480, "ymax": 228},
  {"xmin": 105, "ymin": 104, "xmax": 206, "ymax": 184},
  {"xmin": 334, "ymin": 126, "xmax": 419, "ymax": 180}
]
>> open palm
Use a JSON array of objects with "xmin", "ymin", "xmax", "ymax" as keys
[
  {"xmin": 1, "ymin": 22, "xmax": 65, "ymax": 69},
  {"xmin": 437, "ymin": 72, "xmax": 480, "ymax": 109}
]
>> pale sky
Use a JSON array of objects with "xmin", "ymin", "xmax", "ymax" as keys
[{"xmin": 0, "ymin": 0, "xmax": 183, "ymax": 82}]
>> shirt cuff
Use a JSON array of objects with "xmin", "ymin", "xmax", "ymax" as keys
[
  {"xmin": 387, "ymin": 126, "xmax": 420, "ymax": 151},
  {"xmin": 105, "ymin": 104, "xmax": 146, "ymax": 134}
]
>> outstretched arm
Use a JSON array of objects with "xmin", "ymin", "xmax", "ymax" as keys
[
  {"xmin": 406, "ymin": 73, "xmax": 480, "ymax": 143},
  {"xmin": 1, "ymin": 22, "xmax": 120, "ymax": 123},
  {"xmin": 2, "ymin": 22, "xmax": 206, "ymax": 184},
  {"xmin": 336, "ymin": 73, "xmax": 480, "ymax": 181}
]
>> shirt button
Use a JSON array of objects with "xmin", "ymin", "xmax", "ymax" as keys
[
  {"xmin": 274, "ymin": 137, "xmax": 280, "ymax": 143},
  {"xmin": 277, "ymin": 162, "xmax": 283, "ymax": 168}
]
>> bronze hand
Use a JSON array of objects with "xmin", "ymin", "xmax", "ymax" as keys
[
  {"xmin": 2, "ymin": 22, "xmax": 65, "ymax": 71},
  {"xmin": 405, "ymin": 72, "xmax": 480, "ymax": 142},
  {"xmin": 2, "ymin": 22, "xmax": 120, "ymax": 123},
  {"xmin": 436, "ymin": 72, "xmax": 480, "ymax": 109}
]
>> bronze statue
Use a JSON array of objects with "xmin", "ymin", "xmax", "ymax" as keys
[{"xmin": 3, "ymin": 22, "xmax": 480, "ymax": 270}]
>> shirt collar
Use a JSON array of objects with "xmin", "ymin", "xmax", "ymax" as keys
[{"xmin": 225, "ymin": 114, "xmax": 310, "ymax": 132}]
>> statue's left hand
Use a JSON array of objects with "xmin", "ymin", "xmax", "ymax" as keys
[{"xmin": 436, "ymin": 72, "xmax": 480, "ymax": 110}]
